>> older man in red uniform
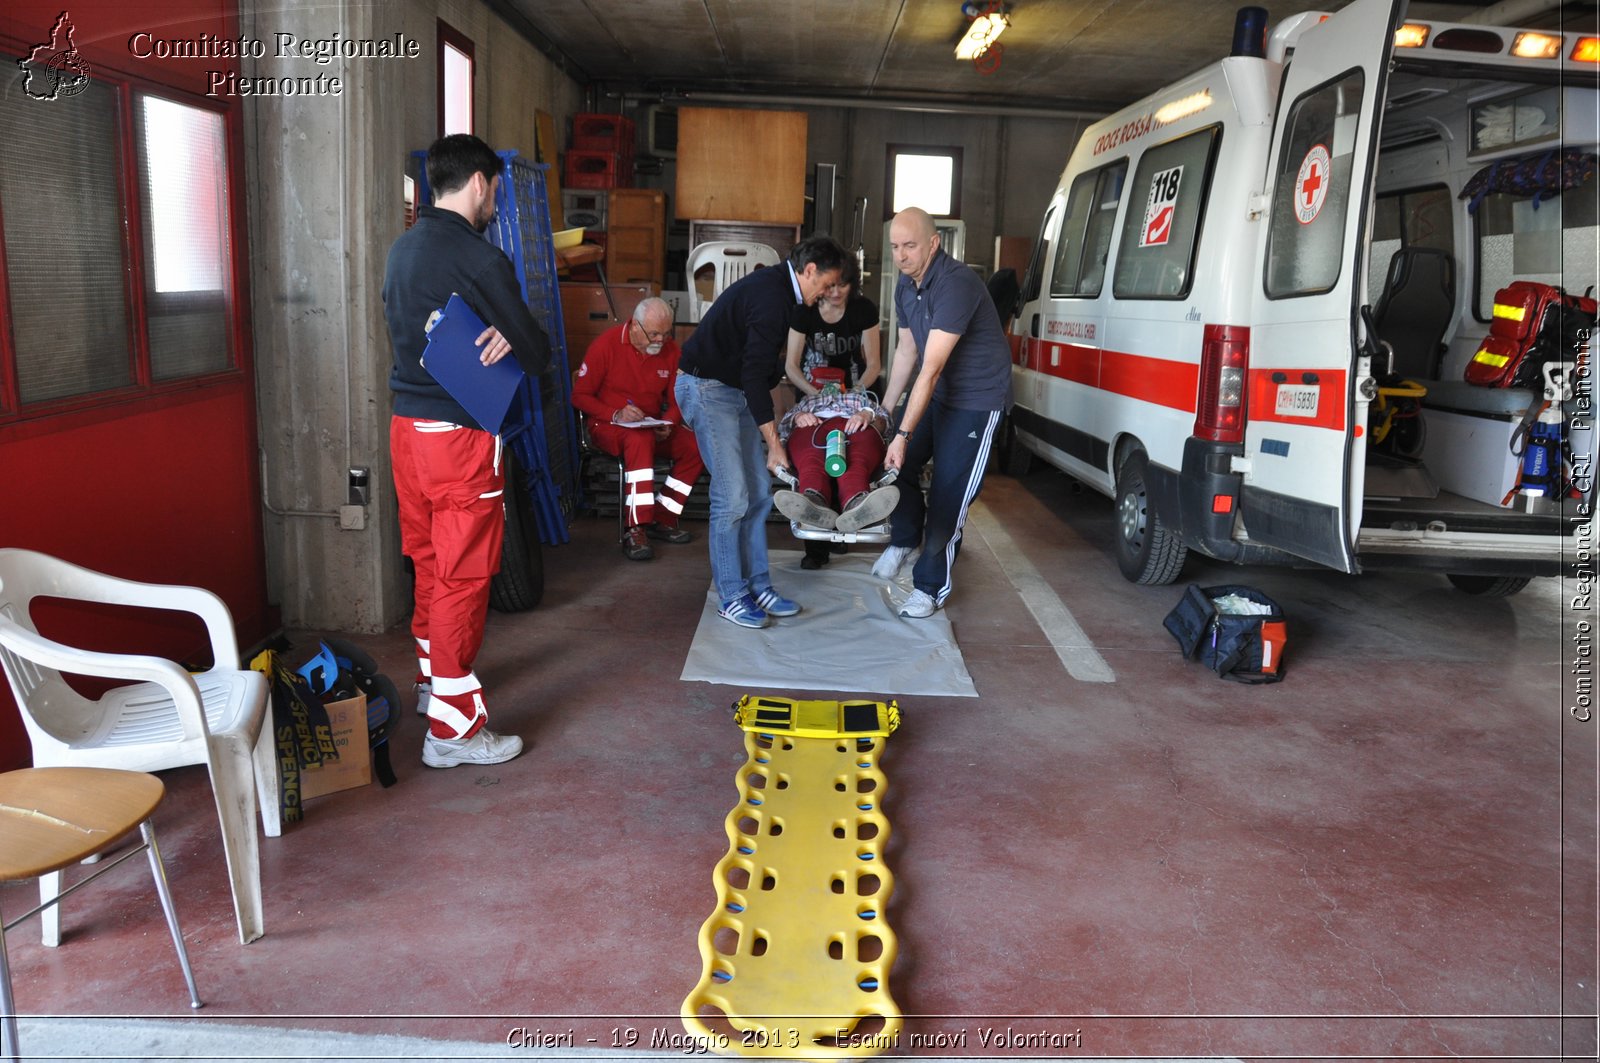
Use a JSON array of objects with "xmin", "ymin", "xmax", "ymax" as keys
[{"xmin": 572, "ymin": 297, "xmax": 706, "ymax": 560}]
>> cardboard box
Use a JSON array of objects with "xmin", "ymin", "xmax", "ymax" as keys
[{"xmin": 299, "ymin": 692, "xmax": 371, "ymax": 800}]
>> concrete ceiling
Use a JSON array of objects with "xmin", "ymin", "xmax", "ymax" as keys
[{"xmin": 499, "ymin": 0, "xmax": 1592, "ymax": 117}]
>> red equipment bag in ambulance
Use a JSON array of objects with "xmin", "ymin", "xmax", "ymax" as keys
[
  {"xmin": 1162, "ymin": 585, "xmax": 1288, "ymax": 685},
  {"xmin": 1466, "ymin": 281, "xmax": 1596, "ymax": 389}
]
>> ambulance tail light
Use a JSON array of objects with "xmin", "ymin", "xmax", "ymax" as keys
[{"xmin": 1195, "ymin": 325, "xmax": 1250, "ymax": 444}]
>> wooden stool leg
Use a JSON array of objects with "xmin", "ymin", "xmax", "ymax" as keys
[
  {"xmin": 0, "ymin": 914, "xmax": 18, "ymax": 1063},
  {"xmin": 141, "ymin": 822, "xmax": 202, "ymax": 1009}
]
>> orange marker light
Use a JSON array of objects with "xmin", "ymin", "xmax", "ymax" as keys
[
  {"xmin": 1574, "ymin": 37, "xmax": 1600, "ymax": 63},
  {"xmin": 1511, "ymin": 32, "xmax": 1562, "ymax": 59},
  {"xmin": 1394, "ymin": 24, "xmax": 1429, "ymax": 49}
]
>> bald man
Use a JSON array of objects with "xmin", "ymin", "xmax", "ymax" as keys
[{"xmin": 875, "ymin": 207, "xmax": 1013, "ymax": 618}]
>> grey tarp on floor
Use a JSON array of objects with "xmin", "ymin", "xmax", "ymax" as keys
[{"xmin": 679, "ymin": 550, "xmax": 978, "ymax": 697}]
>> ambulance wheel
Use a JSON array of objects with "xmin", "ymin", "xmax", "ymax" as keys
[
  {"xmin": 490, "ymin": 456, "xmax": 545, "ymax": 612},
  {"xmin": 1446, "ymin": 574, "xmax": 1530, "ymax": 598},
  {"xmin": 1001, "ymin": 417, "xmax": 1033, "ymax": 477},
  {"xmin": 1114, "ymin": 450, "xmax": 1187, "ymax": 585}
]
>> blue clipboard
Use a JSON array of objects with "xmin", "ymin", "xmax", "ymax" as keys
[{"xmin": 420, "ymin": 293, "xmax": 526, "ymax": 434}]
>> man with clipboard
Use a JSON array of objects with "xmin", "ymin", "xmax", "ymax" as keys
[{"xmin": 383, "ymin": 134, "xmax": 550, "ymax": 770}]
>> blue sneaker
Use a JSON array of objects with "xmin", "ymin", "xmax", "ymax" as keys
[
  {"xmin": 718, "ymin": 593, "xmax": 770, "ymax": 629},
  {"xmin": 754, "ymin": 588, "xmax": 801, "ymax": 618}
]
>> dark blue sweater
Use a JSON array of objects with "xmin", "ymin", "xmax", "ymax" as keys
[
  {"xmin": 383, "ymin": 205, "xmax": 550, "ymax": 430},
  {"xmin": 680, "ymin": 262, "xmax": 799, "ymax": 427}
]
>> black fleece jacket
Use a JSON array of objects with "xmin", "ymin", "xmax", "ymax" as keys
[{"xmin": 383, "ymin": 205, "xmax": 551, "ymax": 430}]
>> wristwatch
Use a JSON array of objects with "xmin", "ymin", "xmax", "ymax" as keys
[{"xmin": 895, "ymin": 428, "xmax": 911, "ymax": 440}]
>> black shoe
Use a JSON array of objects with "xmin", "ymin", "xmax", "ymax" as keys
[
  {"xmin": 646, "ymin": 522, "xmax": 693, "ymax": 544},
  {"xmin": 621, "ymin": 525, "xmax": 654, "ymax": 561},
  {"xmin": 800, "ymin": 554, "xmax": 825, "ymax": 570}
]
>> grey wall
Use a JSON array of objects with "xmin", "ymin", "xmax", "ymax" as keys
[
  {"xmin": 625, "ymin": 99, "xmax": 1091, "ymax": 298},
  {"xmin": 246, "ymin": 0, "xmax": 582, "ymax": 633}
]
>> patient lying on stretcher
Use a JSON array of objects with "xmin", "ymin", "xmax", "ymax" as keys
[{"xmin": 773, "ymin": 385, "xmax": 900, "ymax": 569}]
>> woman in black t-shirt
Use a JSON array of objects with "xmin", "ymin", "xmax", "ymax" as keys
[{"xmin": 784, "ymin": 268, "xmax": 881, "ymax": 399}]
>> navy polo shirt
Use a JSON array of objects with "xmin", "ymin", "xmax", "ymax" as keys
[{"xmin": 894, "ymin": 249, "xmax": 1013, "ymax": 412}]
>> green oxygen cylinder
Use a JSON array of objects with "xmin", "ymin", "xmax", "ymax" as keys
[{"xmin": 824, "ymin": 429, "xmax": 848, "ymax": 478}]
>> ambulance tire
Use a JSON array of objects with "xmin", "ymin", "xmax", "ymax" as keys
[
  {"xmin": 1446, "ymin": 573, "xmax": 1530, "ymax": 598},
  {"xmin": 1114, "ymin": 450, "xmax": 1187, "ymax": 585},
  {"xmin": 490, "ymin": 457, "xmax": 545, "ymax": 612},
  {"xmin": 1001, "ymin": 418, "xmax": 1033, "ymax": 477}
]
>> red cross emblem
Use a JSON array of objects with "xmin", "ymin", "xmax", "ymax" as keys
[{"xmin": 1294, "ymin": 144, "xmax": 1331, "ymax": 225}]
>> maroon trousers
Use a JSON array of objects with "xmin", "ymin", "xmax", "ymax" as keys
[{"xmin": 787, "ymin": 418, "xmax": 886, "ymax": 507}]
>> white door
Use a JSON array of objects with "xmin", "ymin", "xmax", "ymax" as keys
[{"xmin": 1240, "ymin": 0, "xmax": 1401, "ymax": 571}]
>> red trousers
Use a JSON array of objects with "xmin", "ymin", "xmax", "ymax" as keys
[
  {"xmin": 788, "ymin": 418, "xmax": 886, "ymax": 506},
  {"xmin": 588, "ymin": 421, "xmax": 705, "ymax": 529},
  {"xmin": 390, "ymin": 416, "xmax": 503, "ymax": 738}
]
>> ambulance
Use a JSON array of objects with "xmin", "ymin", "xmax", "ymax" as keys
[{"xmin": 1003, "ymin": 0, "xmax": 1598, "ymax": 595}]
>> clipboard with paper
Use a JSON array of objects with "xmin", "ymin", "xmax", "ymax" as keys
[{"xmin": 420, "ymin": 293, "xmax": 526, "ymax": 434}]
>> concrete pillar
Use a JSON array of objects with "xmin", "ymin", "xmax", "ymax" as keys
[{"xmin": 243, "ymin": 0, "xmax": 422, "ymax": 633}]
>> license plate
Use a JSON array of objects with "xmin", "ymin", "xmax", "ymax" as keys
[{"xmin": 1274, "ymin": 384, "xmax": 1319, "ymax": 418}]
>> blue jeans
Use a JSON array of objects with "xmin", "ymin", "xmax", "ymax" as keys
[
  {"xmin": 674, "ymin": 372, "xmax": 775, "ymax": 604},
  {"xmin": 890, "ymin": 402, "xmax": 1002, "ymax": 605}
]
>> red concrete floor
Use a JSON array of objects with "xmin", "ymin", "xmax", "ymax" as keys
[{"xmin": 2, "ymin": 467, "xmax": 1594, "ymax": 1061}]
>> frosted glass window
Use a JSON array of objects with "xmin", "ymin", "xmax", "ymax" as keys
[
  {"xmin": 136, "ymin": 95, "xmax": 231, "ymax": 380},
  {"xmin": 1266, "ymin": 70, "xmax": 1366, "ymax": 298},
  {"xmin": 892, "ymin": 154, "xmax": 954, "ymax": 215},
  {"xmin": 444, "ymin": 42, "xmax": 472, "ymax": 135},
  {"xmin": 1473, "ymin": 171, "xmax": 1598, "ymax": 318}
]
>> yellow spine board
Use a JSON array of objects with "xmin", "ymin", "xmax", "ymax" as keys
[{"xmin": 682, "ymin": 728, "xmax": 901, "ymax": 1058}]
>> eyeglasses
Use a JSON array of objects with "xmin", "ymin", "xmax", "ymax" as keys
[{"xmin": 634, "ymin": 322, "xmax": 673, "ymax": 342}]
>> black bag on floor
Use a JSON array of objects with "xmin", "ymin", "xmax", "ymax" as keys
[{"xmin": 1163, "ymin": 584, "xmax": 1287, "ymax": 684}]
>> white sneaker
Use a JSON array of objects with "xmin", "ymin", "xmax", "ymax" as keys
[
  {"xmin": 872, "ymin": 544, "xmax": 913, "ymax": 580},
  {"xmin": 422, "ymin": 727, "xmax": 524, "ymax": 768},
  {"xmin": 899, "ymin": 589, "xmax": 937, "ymax": 618}
]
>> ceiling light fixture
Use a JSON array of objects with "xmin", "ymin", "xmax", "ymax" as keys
[{"xmin": 956, "ymin": 9, "xmax": 1010, "ymax": 61}]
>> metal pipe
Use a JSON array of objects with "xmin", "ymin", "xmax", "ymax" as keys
[{"xmin": 616, "ymin": 89, "xmax": 1104, "ymax": 122}]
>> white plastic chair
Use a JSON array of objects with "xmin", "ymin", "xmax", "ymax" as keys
[
  {"xmin": 0, "ymin": 548, "xmax": 277, "ymax": 946},
  {"xmin": 687, "ymin": 241, "xmax": 781, "ymax": 321}
]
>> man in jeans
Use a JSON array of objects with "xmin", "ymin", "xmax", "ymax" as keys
[
  {"xmin": 876, "ymin": 207, "xmax": 1013, "ymax": 618},
  {"xmin": 383, "ymin": 134, "xmax": 549, "ymax": 767},
  {"xmin": 674, "ymin": 235, "xmax": 848, "ymax": 628}
]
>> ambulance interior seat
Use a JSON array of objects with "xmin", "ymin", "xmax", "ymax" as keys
[
  {"xmin": 1371, "ymin": 247, "xmax": 1534, "ymax": 418},
  {"xmin": 1372, "ymin": 247, "xmax": 1453, "ymax": 379}
]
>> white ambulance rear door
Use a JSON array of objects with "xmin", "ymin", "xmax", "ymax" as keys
[{"xmin": 1241, "ymin": 0, "xmax": 1402, "ymax": 572}]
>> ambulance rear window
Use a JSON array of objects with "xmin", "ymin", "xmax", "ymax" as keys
[
  {"xmin": 1265, "ymin": 69, "xmax": 1367, "ymax": 299},
  {"xmin": 1049, "ymin": 161, "xmax": 1126, "ymax": 298}
]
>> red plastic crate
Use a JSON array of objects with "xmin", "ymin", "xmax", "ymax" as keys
[
  {"xmin": 572, "ymin": 113, "xmax": 636, "ymax": 153},
  {"xmin": 564, "ymin": 149, "xmax": 633, "ymax": 189}
]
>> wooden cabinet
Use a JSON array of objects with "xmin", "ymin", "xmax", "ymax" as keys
[
  {"xmin": 676, "ymin": 107, "xmax": 807, "ymax": 223},
  {"xmin": 605, "ymin": 189, "xmax": 666, "ymax": 285},
  {"xmin": 561, "ymin": 282, "xmax": 660, "ymax": 366}
]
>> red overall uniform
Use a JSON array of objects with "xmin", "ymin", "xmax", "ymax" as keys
[{"xmin": 571, "ymin": 324, "xmax": 705, "ymax": 529}]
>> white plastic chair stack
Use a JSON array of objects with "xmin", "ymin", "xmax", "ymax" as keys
[
  {"xmin": 0, "ymin": 548, "xmax": 278, "ymax": 945},
  {"xmin": 686, "ymin": 240, "xmax": 782, "ymax": 321}
]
